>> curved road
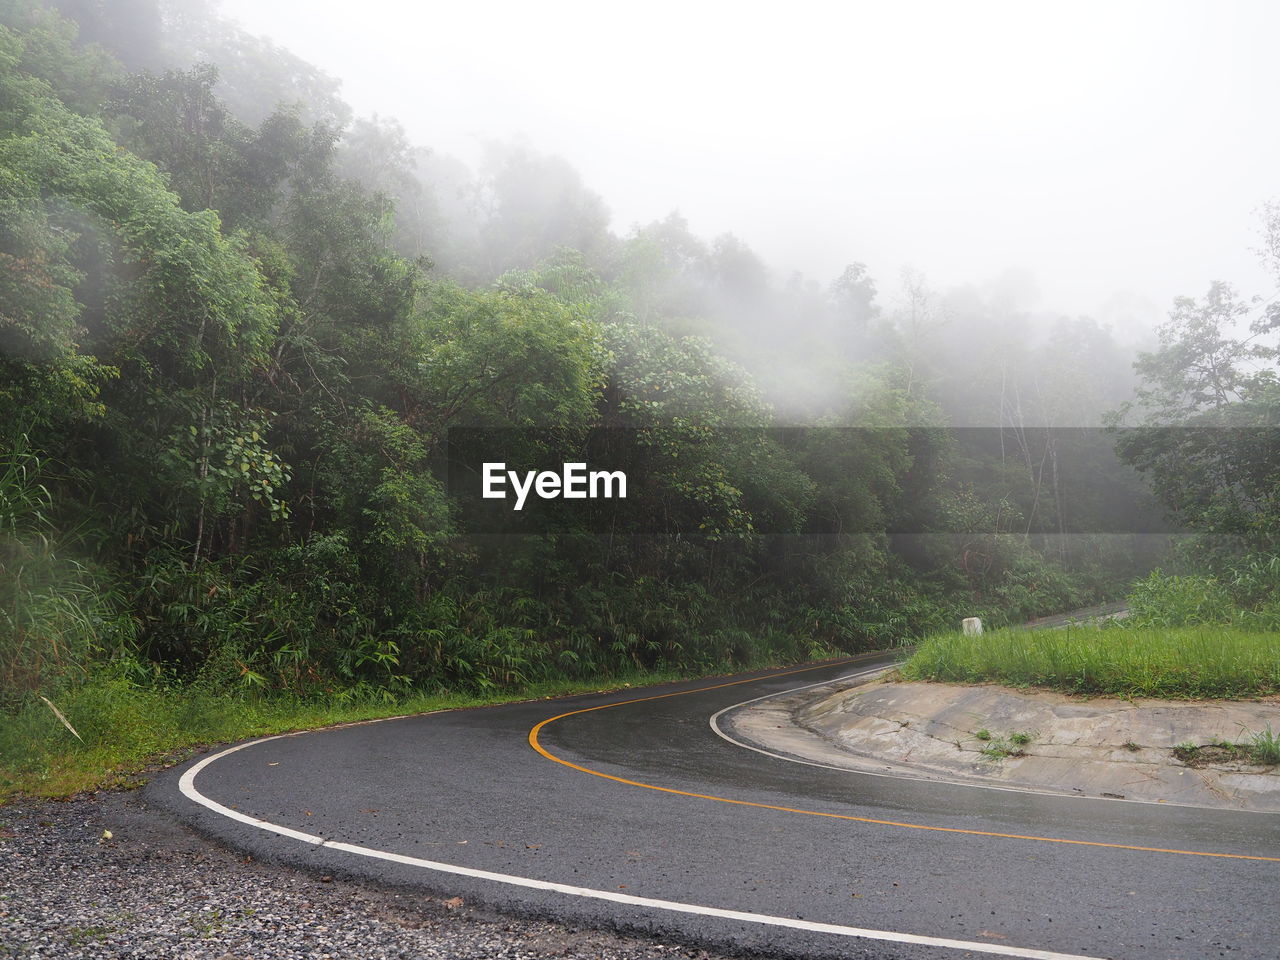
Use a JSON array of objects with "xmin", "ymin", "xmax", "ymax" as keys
[{"xmin": 157, "ymin": 654, "xmax": 1280, "ymax": 959}]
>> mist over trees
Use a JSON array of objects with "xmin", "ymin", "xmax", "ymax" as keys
[{"xmin": 2, "ymin": 0, "xmax": 1276, "ymax": 709}]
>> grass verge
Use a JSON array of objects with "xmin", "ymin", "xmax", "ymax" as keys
[
  {"xmin": 0, "ymin": 665, "xmax": 736, "ymax": 804},
  {"xmin": 900, "ymin": 624, "xmax": 1280, "ymax": 699}
]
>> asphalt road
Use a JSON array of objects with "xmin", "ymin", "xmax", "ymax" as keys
[{"xmin": 156, "ymin": 654, "xmax": 1280, "ymax": 960}]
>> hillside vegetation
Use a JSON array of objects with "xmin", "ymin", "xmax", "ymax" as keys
[{"xmin": 2, "ymin": 1, "xmax": 1276, "ymax": 797}]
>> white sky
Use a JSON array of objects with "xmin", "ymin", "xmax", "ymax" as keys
[{"xmin": 218, "ymin": 0, "xmax": 1279, "ymax": 322}]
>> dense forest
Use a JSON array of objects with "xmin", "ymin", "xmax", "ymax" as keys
[{"xmin": 2, "ymin": 0, "xmax": 1278, "ymax": 726}]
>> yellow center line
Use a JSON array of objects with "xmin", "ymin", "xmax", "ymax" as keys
[{"xmin": 528, "ymin": 655, "xmax": 1280, "ymax": 864}]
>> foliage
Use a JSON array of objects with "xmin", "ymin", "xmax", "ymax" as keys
[
  {"xmin": 0, "ymin": 434, "xmax": 135, "ymax": 706},
  {"xmin": 1125, "ymin": 560, "xmax": 1280, "ymax": 631},
  {"xmin": 0, "ymin": 0, "xmax": 1151, "ymax": 780},
  {"xmin": 1113, "ymin": 279, "xmax": 1280, "ymax": 552}
]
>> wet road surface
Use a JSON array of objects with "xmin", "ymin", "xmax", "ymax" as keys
[{"xmin": 156, "ymin": 654, "xmax": 1280, "ymax": 959}]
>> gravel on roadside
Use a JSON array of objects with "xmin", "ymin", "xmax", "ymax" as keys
[{"xmin": 0, "ymin": 791, "xmax": 733, "ymax": 960}]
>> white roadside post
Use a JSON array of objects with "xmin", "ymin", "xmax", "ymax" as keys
[{"xmin": 962, "ymin": 617, "xmax": 983, "ymax": 636}]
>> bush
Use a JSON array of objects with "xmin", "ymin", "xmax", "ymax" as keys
[
  {"xmin": 0, "ymin": 435, "xmax": 136, "ymax": 707},
  {"xmin": 1126, "ymin": 559, "xmax": 1280, "ymax": 630},
  {"xmin": 1125, "ymin": 570, "xmax": 1236, "ymax": 627}
]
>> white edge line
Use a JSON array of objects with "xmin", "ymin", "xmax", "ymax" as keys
[
  {"xmin": 178, "ymin": 719, "xmax": 1108, "ymax": 960},
  {"xmin": 709, "ymin": 666, "xmax": 1269, "ymax": 812}
]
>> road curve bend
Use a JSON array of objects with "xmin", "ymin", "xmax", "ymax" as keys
[{"xmin": 156, "ymin": 654, "xmax": 1280, "ymax": 960}]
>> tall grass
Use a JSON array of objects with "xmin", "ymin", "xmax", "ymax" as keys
[
  {"xmin": 0, "ymin": 434, "xmax": 135, "ymax": 706},
  {"xmin": 901, "ymin": 624, "xmax": 1280, "ymax": 698}
]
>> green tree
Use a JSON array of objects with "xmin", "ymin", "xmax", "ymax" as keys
[{"xmin": 1114, "ymin": 279, "xmax": 1279, "ymax": 551}]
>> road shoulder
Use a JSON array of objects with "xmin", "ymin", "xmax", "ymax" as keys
[{"xmin": 0, "ymin": 790, "xmax": 731, "ymax": 960}]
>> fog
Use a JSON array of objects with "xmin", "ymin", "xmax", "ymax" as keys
[
  {"xmin": 219, "ymin": 0, "xmax": 1279, "ymax": 322},
  {"xmin": 7, "ymin": 0, "xmax": 1280, "ymax": 820}
]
